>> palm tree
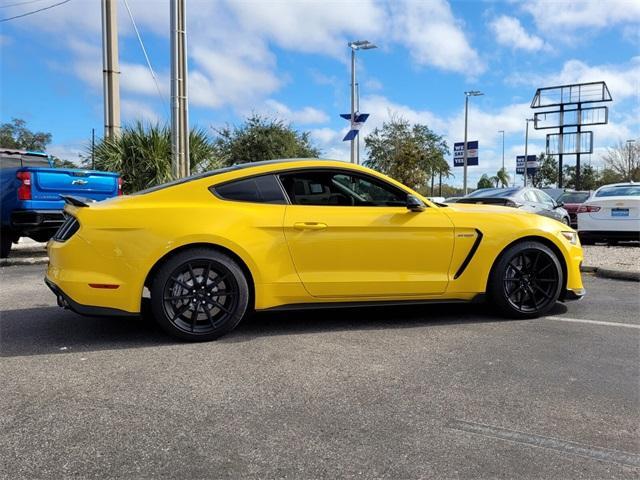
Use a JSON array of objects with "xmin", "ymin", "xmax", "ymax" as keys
[
  {"xmin": 496, "ymin": 167, "xmax": 510, "ymax": 187},
  {"xmin": 90, "ymin": 122, "xmax": 220, "ymax": 194}
]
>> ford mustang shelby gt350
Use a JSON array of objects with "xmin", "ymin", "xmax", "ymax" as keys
[{"xmin": 46, "ymin": 159, "xmax": 584, "ymax": 341}]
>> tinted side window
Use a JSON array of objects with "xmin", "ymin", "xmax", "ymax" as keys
[
  {"xmin": 212, "ymin": 175, "xmax": 286, "ymax": 204},
  {"xmin": 279, "ymin": 170, "xmax": 407, "ymax": 207}
]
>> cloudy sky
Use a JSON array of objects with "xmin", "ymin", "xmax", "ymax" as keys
[{"xmin": 1, "ymin": 0, "xmax": 638, "ymax": 186}]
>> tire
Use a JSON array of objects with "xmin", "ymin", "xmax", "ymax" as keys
[
  {"xmin": 488, "ymin": 241, "xmax": 563, "ymax": 319},
  {"xmin": 561, "ymin": 217, "xmax": 570, "ymax": 226},
  {"xmin": 0, "ymin": 228, "xmax": 13, "ymax": 258},
  {"xmin": 150, "ymin": 248, "xmax": 250, "ymax": 341}
]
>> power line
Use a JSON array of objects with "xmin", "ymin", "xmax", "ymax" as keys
[
  {"xmin": 0, "ymin": 0, "xmax": 70, "ymax": 22},
  {"xmin": 122, "ymin": 0, "xmax": 168, "ymax": 114},
  {"xmin": 0, "ymin": 0, "xmax": 47, "ymax": 9}
]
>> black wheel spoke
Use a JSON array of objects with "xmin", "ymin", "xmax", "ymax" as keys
[
  {"xmin": 164, "ymin": 293, "xmax": 195, "ymax": 301},
  {"xmin": 203, "ymin": 303, "xmax": 215, "ymax": 327},
  {"xmin": 171, "ymin": 302, "xmax": 191, "ymax": 321},
  {"xmin": 191, "ymin": 303, "xmax": 199, "ymax": 332},
  {"xmin": 537, "ymin": 262, "xmax": 552, "ymax": 274},
  {"xmin": 508, "ymin": 261, "xmax": 524, "ymax": 277},
  {"xmin": 171, "ymin": 277, "xmax": 193, "ymax": 291},
  {"xmin": 531, "ymin": 252, "xmax": 540, "ymax": 273},
  {"xmin": 187, "ymin": 263, "xmax": 197, "ymax": 285},
  {"xmin": 213, "ymin": 273, "xmax": 229, "ymax": 286},
  {"xmin": 211, "ymin": 289, "xmax": 235, "ymax": 296},
  {"xmin": 533, "ymin": 283, "xmax": 551, "ymax": 299},
  {"xmin": 202, "ymin": 262, "xmax": 211, "ymax": 287},
  {"xmin": 209, "ymin": 298, "xmax": 232, "ymax": 314}
]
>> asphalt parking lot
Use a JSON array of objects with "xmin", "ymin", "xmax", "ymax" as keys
[{"xmin": 1, "ymin": 264, "xmax": 639, "ymax": 479}]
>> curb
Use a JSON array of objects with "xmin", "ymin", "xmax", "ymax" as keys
[
  {"xmin": 581, "ymin": 265, "xmax": 640, "ymax": 282},
  {"xmin": 0, "ymin": 256, "xmax": 48, "ymax": 267}
]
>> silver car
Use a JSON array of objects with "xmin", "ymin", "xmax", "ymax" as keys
[{"xmin": 450, "ymin": 187, "xmax": 571, "ymax": 226}]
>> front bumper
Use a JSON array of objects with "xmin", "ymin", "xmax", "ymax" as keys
[
  {"xmin": 45, "ymin": 277, "xmax": 137, "ymax": 317},
  {"xmin": 562, "ymin": 287, "xmax": 585, "ymax": 301}
]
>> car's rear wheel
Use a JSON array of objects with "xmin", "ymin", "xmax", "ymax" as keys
[
  {"xmin": 489, "ymin": 241, "xmax": 563, "ymax": 319},
  {"xmin": 150, "ymin": 248, "xmax": 249, "ymax": 341}
]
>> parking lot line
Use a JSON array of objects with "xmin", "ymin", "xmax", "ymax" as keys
[
  {"xmin": 545, "ymin": 316, "xmax": 640, "ymax": 330},
  {"xmin": 447, "ymin": 419, "xmax": 640, "ymax": 467}
]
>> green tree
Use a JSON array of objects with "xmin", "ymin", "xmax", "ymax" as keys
[
  {"xmin": 364, "ymin": 116, "xmax": 449, "ymax": 190},
  {"xmin": 0, "ymin": 118, "xmax": 52, "ymax": 151},
  {"xmin": 477, "ymin": 174, "xmax": 494, "ymax": 189},
  {"xmin": 562, "ymin": 164, "xmax": 600, "ymax": 190},
  {"xmin": 213, "ymin": 114, "xmax": 319, "ymax": 166},
  {"xmin": 496, "ymin": 167, "xmax": 510, "ymax": 187},
  {"xmin": 530, "ymin": 153, "xmax": 558, "ymax": 188},
  {"xmin": 91, "ymin": 122, "xmax": 219, "ymax": 194}
]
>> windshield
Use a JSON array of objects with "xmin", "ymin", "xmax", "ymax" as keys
[
  {"xmin": 467, "ymin": 188, "xmax": 520, "ymax": 198},
  {"xmin": 558, "ymin": 192, "xmax": 590, "ymax": 203},
  {"xmin": 595, "ymin": 185, "xmax": 640, "ymax": 197}
]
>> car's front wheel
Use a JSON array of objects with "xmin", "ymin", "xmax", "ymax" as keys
[
  {"xmin": 488, "ymin": 241, "xmax": 563, "ymax": 319},
  {"xmin": 150, "ymin": 248, "xmax": 250, "ymax": 341}
]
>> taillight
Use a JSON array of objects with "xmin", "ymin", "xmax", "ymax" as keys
[
  {"xmin": 576, "ymin": 204, "xmax": 601, "ymax": 213},
  {"xmin": 17, "ymin": 171, "xmax": 31, "ymax": 200},
  {"xmin": 117, "ymin": 177, "xmax": 123, "ymax": 195}
]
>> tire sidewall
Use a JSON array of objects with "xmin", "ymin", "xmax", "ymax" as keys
[
  {"xmin": 150, "ymin": 248, "xmax": 250, "ymax": 341},
  {"xmin": 489, "ymin": 241, "xmax": 564, "ymax": 319}
]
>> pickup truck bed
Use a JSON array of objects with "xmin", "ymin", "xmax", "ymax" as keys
[{"xmin": 1, "ymin": 150, "xmax": 120, "ymax": 257}]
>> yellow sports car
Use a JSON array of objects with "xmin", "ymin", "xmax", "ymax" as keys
[{"xmin": 46, "ymin": 159, "xmax": 584, "ymax": 341}]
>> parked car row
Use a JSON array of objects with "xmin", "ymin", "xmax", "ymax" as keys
[{"xmin": 446, "ymin": 183, "xmax": 639, "ymax": 245}]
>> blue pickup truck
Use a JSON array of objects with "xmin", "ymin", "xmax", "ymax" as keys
[{"xmin": 0, "ymin": 149, "xmax": 121, "ymax": 258}]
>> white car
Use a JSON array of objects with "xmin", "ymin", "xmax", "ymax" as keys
[{"xmin": 577, "ymin": 182, "xmax": 640, "ymax": 244}]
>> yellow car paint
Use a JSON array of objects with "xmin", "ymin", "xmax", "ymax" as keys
[{"xmin": 46, "ymin": 159, "xmax": 584, "ymax": 314}]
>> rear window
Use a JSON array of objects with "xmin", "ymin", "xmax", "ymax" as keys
[
  {"xmin": 212, "ymin": 174, "xmax": 287, "ymax": 204},
  {"xmin": 595, "ymin": 186, "xmax": 640, "ymax": 197},
  {"xmin": 558, "ymin": 192, "xmax": 590, "ymax": 203}
]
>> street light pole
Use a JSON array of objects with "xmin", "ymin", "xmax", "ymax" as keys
[
  {"xmin": 627, "ymin": 139, "xmax": 636, "ymax": 181},
  {"xmin": 348, "ymin": 40, "xmax": 376, "ymax": 164},
  {"xmin": 524, "ymin": 118, "xmax": 533, "ymax": 187},
  {"xmin": 170, "ymin": 0, "xmax": 190, "ymax": 179},
  {"xmin": 463, "ymin": 90, "xmax": 483, "ymax": 194},
  {"xmin": 101, "ymin": 0, "xmax": 121, "ymax": 140},
  {"xmin": 498, "ymin": 130, "xmax": 505, "ymax": 171}
]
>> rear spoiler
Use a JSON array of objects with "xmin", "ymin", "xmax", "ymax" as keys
[
  {"xmin": 60, "ymin": 195, "xmax": 97, "ymax": 207},
  {"xmin": 456, "ymin": 198, "xmax": 521, "ymax": 208}
]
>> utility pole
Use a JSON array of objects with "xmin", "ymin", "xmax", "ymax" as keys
[
  {"xmin": 91, "ymin": 128, "xmax": 95, "ymax": 169},
  {"xmin": 463, "ymin": 90, "xmax": 483, "ymax": 194},
  {"xmin": 171, "ymin": 0, "xmax": 190, "ymax": 179},
  {"xmin": 101, "ymin": 0, "xmax": 121, "ymax": 140}
]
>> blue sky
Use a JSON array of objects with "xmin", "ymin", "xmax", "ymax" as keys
[{"xmin": 1, "ymin": 0, "xmax": 638, "ymax": 187}]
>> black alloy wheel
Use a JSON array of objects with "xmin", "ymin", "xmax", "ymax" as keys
[
  {"xmin": 151, "ymin": 249, "xmax": 249, "ymax": 341},
  {"xmin": 490, "ymin": 241, "xmax": 563, "ymax": 318}
]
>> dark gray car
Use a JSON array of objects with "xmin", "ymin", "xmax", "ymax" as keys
[{"xmin": 450, "ymin": 187, "xmax": 571, "ymax": 225}]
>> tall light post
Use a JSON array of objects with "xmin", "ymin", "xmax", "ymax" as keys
[
  {"xmin": 463, "ymin": 90, "xmax": 483, "ymax": 194},
  {"xmin": 348, "ymin": 40, "xmax": 377, "ymax": 164},
  {"xmin": 524, "ymin": 118, "xmax": 534, "ymax": 187},
  {"xmin": 498, "ymin": 130, "xmax": 505, "ymax": 171},
  {"xmin": 627, "ymin": 139, "xmax": 636, "ymax": 181},
  {"xmin": 101, "ymin": 0, "xmax": 121, "ymax": 140}
]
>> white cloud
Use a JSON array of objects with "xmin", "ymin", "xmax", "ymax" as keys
[
  {"xmin": 489, "ymin": 15, "xmax": 547, "ymax": 52},
  {"xmin": 260, "ymin": 100, "xmax": 329, "ymax": 125},
  {"xmin": 121, "ymin": 99, "xmax": 161, "ymax": 124},
  {"xmin": 523, "ymin": 0, "xmax": 640, "ymax": 36},
  {"xmin": 390, "ymin": 0, "xmax": 485, "ymax": 76}
]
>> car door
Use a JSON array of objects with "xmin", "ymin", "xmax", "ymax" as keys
[{"xmin": 279, "ymin": 169, "xmax": 455, "ymax": 298}]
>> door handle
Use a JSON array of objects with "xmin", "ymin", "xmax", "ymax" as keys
[{"xmin": 293, "ymin": 222, "xmax": 327, "ymax": 231}]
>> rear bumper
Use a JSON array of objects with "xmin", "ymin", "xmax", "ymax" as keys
[
  {"xmin": 11, "ymin": 210, "xmax": 64, "ymax": 233},
  {"xmin": 45, "ymin": 277, "xmax": 137, "ymax": 317}
]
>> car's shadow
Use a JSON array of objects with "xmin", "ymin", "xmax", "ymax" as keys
[{"xmin": 0, "ymin": 302, "xmax": 568, "ymax": 358}]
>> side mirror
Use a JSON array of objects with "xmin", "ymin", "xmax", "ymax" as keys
[
  {"xmin": 406, "ymin": 194, "xmax": 426, "ymax": 212},
  {"xmin": 554, "ymin": 201, "xmax": 564, "ymax": 209}
]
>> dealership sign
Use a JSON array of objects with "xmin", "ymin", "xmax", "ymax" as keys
[
  {"xmin": 453, "ymin": 141, "xmax": 478, "ymax": 166},
  {"xmin": 516, "ymin": 155, "xmax": 539, "ymax": 175}
]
